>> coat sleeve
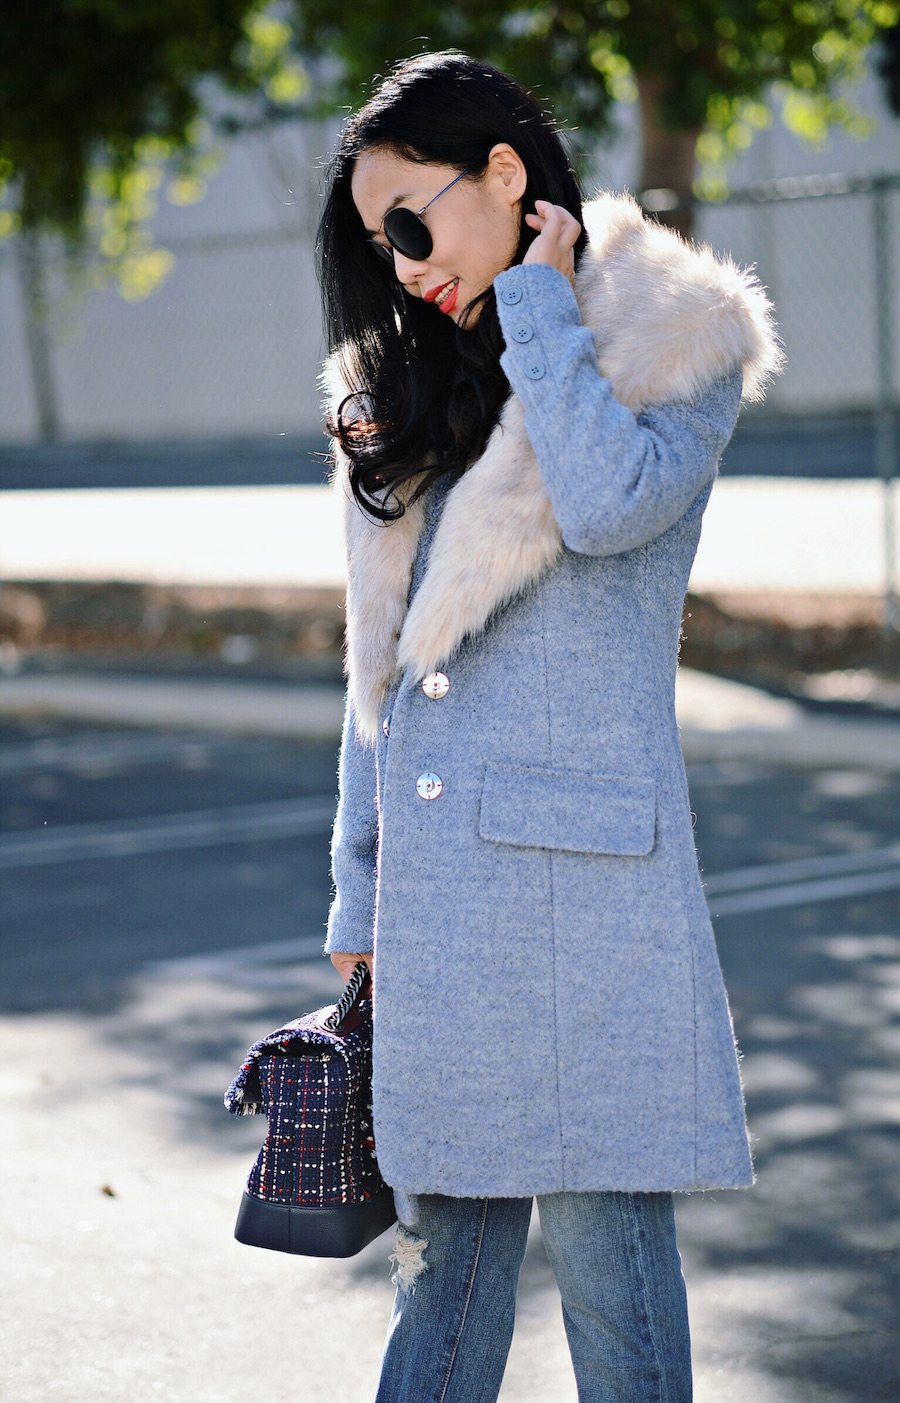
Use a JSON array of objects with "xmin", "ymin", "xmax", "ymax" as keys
[
  {"xmin": 494, "ymin": 262, "xmax": 744, "ymax": 556},
  {"xmin": 322, "ymin": 691, "xmax": 378, "ymax": 956}
]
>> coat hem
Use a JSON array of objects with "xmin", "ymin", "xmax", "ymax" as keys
[{"xmin": 383, "ymin": 1172, "xmax": 757, "ymax": 1198}]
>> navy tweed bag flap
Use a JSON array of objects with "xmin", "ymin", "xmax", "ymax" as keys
[{"xmin": 224, "ymin": 960, "xmax": 397, "ymax": 1257}]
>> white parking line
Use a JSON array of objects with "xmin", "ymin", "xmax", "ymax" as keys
[
  {"xmin": 709, "ymin": 864, "xmax": 900, "ymax": 916},
  {"xmin": 0, "ymin": 731, "xmax": 224, "ymax": 776},
  {"xmin": 703, "ymin": 841, "xmax": 900, "ymax": 893},
  {"xmin": 0, "ymin": 795, "xmax": 337, "ymax": 867},
  {"xmin": 3, "ymin": 805, "xmax": 898, "ymax": 924}
]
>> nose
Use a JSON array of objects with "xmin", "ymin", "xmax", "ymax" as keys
[{"xmin": 392, "ymin": 248, "xmax": 430, "ymax": 292}]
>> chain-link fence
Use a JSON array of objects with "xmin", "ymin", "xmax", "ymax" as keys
[
  {"xmin": 695, "ymin": 172, "xmax": 899, "ymax": 418},
  {"xmin": 1, "ymin": 168, "xmax": 898, "ymax": 436},
  {"xmin": 2, "ymin": 227, "xmax": 324, "ymax": 443},
  {"xmin": 658, "ymin": 171, "xmax": 900, "ymax": 635}
]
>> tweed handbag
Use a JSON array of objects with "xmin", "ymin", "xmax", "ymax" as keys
[{"xmin": 224, "ymin": 959, "xmax": 397, "ymax": 1257}]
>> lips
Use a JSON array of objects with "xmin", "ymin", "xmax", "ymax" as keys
[
  {"xmin": 425, "ymin": 277, "xmax": 459, "ymax": 304},
  {"xmin": 435, "ymin": 280, "xmax": 460, "ymax": 315}
]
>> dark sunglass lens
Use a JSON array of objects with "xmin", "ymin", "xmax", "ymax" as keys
[
  {"xmin": 383, "ymin": 207, "xmax": 432, "ymax": 261},
  {"xmin": 369, "ymin": 240, "xmax": 394, "ymax": 265}
]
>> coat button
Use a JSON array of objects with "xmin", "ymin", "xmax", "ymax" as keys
[
  {"xmin": 416, "ymin": 772, "xmax": 443, "ymax": 800},
  {"xmin": 525, "ymin": 361, "xmax": 546, "ymax": 379},
  {"xmin": 421, "ymin": 671, "xmax": 450, "ymax": 699},
  {"xmin": 500, "ymin": 286, "xmax": 523, "ymax": 304},
  {"xmin": 382, "ymin": 717, "xmax": 390, "ymax": 736},
  {"xmin": 512, "ymin": 325, "xmax": 533, "ymax": 342}
]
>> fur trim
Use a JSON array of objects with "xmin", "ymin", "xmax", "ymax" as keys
[
  {"xmin": 320, "ymin": 190, "xmax": 785, "ymax": 747},
  {"xmin": 578, "ymin": 191, "xmax": 784, "ymax": 407}
]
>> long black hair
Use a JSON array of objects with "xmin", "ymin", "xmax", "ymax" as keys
[{"xmin": 315, "ymin": 50, "xmax": 588, "ymax": 524}]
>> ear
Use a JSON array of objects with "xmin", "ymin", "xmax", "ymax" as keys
[{"xmin": 485, "ymin": 143, "xmax": 528, "ymax": 205}]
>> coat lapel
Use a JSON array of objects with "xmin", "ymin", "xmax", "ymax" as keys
[{"xmin": 320, "ymin": 189, "xmax": 785, "ymax": 747}]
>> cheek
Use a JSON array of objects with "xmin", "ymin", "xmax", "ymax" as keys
[
  {"xmin": 480, "ymin": 205, "xmax": 521, "ymax": 279},
  {"xmin": 459, "ymin": 216, "xmax": 511, "ymax": 285}
]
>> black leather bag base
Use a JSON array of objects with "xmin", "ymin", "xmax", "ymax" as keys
[{"xmin": 234, "ymin": 1185, "xmax": 398, "ymax": 1257}]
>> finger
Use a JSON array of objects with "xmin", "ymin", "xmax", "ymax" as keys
[{"xmin": 535, "ymin": 201, "xmax": 579, "ymax": 237}]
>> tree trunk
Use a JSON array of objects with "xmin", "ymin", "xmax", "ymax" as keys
[
  {"xmin": 634, "ymin": 70, "xmax": 701, "ymax": 240},
  {"xmin": 15, "ymin": 229, "xmax": 61, "ymax": 441}
]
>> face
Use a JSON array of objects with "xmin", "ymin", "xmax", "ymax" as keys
[{"xmin": 350, "ymin": 143, "xmax": 527, "ymax": 329}]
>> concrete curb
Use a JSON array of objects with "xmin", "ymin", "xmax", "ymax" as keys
[
  {"xmin": 0, "ymin": 673, "xmax": 344, "ymax": 741},
  {"xmin": 674, "ymin": 668, "xmax": 900, "ymax": 771},
  {"xmin": 0, "ymin": 667, "xmax": 897, "ymax": 770}
]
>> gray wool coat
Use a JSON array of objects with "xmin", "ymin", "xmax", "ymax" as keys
[{"xmin": 319, "ymin": 189, "xmax": 785, "ymax": 1205}]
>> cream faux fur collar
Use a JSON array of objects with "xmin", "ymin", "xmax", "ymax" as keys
[{"xmin": 320, "ymin": 189, "xmax": 785, "ymax": 748}]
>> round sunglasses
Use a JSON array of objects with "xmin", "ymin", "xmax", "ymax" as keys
[{"xmin": 366, "ymin": 166, "xmax": 479, "ymax": 269}]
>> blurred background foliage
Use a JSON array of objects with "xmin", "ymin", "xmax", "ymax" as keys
[
  {"xmin": 0, "ymin": 0, "xmax": 898, "ymax": 298},
  {"xmin": 0, "ymin": 0, "xmax": 307, "ymax": 299},
  {"xmin": 293, "ymin": 1, "xmax": 900, "ymax": 219}
]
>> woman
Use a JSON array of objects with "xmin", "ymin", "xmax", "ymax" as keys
[{"xmin": 316, "ymin": 49, "xmax": 784, "ymax": 1403}]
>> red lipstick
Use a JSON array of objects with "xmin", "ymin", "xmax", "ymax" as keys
[
  {"xmin": 434, "ymin": 279, "xmax": 460, "ymax": 315},
  {"xmin": 424, "ymin": 277, "xmax": 457, "ymax": 303}
]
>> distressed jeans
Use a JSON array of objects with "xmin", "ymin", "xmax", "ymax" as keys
[{"xmin": 374, "ymin": 1190, "xmax": 692, "ymax": 1403}]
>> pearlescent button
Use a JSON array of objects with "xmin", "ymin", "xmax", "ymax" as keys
[
  {"xmin": 382, "ymin": 718, "xmax": 390, "ymax": 736},
  {"xmin": 416, "ymin": 772, "xmax": 443, "ymax": 800},
  {"xmin": 512, "ymin": 325, "xmax": 533, "ymax": 342},
  {"xmin": 421, "ymin": 671, "xmax": 450, "ymax": 699},
  {"xmin": 525, "ymin": 361, "xmax": 546, "ymax": 379},
  {"xmin": 500, "ymin": 285, "xmax": 523, "ymax": 304}
]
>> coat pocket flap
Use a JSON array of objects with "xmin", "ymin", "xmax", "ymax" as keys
[{"xmin": 478, "ymin": 760, "xmax": 657, "ymax": 856}]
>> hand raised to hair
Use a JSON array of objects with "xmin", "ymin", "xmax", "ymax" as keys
[{"xmin": 523, "ymin": 200, "xmax": 580, "ymax": 291}]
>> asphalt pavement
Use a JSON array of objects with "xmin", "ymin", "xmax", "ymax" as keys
[{"xmin": 2, "ymin": 661, "xmax": 898, "ymax": 1402}]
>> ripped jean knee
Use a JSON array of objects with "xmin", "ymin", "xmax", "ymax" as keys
[
  {"xmin": 388, "ymin": 1222, "xmax": 430, "ymax": 1293},
  {"xmin": 392, "ymin": 1187, "xmax": 423, "ymax": 1230}
]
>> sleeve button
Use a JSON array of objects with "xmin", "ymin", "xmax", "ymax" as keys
[{"xmin": 500, "ymin": 286, "xmax": 523, "ymax": 305}]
